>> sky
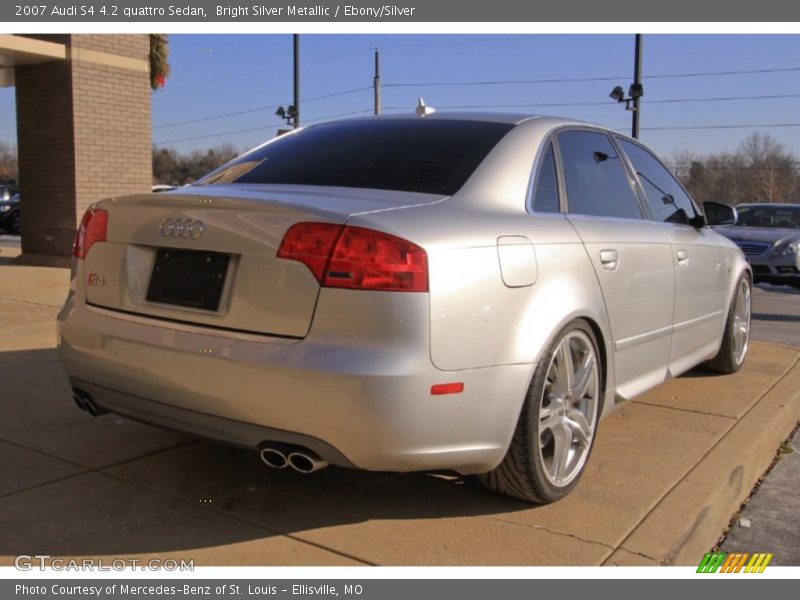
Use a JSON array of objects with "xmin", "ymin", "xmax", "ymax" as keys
[{"xmin": 2, "ymin": 34, "xmax": 800, "ymax": 162}]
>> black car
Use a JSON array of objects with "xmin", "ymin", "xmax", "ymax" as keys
[{"xmin": 0, "ymin": 185, "xmax": 20, "ymax": 234}]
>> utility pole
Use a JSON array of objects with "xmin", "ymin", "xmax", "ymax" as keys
[
  {"xmin": 373, "ymin": 49, "xmax": 381, "ymax": 115},
  {"xmin": 293, "ymin": 33, "xmax": 300, "ymax": 128},
  {"xmin": 632, "ymin": 34, "xmax": 643, "ymax": 139}
]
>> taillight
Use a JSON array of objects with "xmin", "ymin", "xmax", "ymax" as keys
[
  {"xmin": 277, "ymin": 222, "xmax": 428, "ymax": 292},
  {"xmin": 276, "ymin": 222, "xmax": 343, "ymax": 282},
  {"xmin": 73, "ymin": 208, "xmax": 108, "ymax": 259}
]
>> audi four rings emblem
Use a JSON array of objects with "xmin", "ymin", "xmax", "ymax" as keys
[{"xmin": 159, "ymin": 217, "xmax": 205, "ymax": 239}]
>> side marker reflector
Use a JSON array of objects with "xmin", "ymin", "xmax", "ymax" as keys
[{"xmin": 431, "ymin": 382, "xmax": 464, "ymax": 395}]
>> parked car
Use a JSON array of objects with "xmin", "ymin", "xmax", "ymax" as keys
[
  {"xmin": 58, "ymin": 114, "xmax": 750, "ymax": 503},
  {"xmin": 714, "ymin": 203, "xmax": 800, "ymax": 288},
  {"xmin": 0, "ymin": 191, "xmax": 20, "ymax": 234}
]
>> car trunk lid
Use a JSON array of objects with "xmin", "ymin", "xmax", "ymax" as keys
[{"xmin": 82, "ymin": 185, "xmax": 444, "ymax": 338}]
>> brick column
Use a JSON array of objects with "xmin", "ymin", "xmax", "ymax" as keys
[{"xmin": 14, "ymin": 34, "xmax": 152, "ymax": 259}]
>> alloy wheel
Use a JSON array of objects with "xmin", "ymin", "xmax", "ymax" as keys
[{"xmin": 537, "ymin": 330, "xmax": 600, "ymax": 488}]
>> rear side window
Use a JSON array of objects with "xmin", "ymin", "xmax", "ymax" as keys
[
  {"xmin": 557, "ymin": 130, "xmax": 642, "ymax": 220},
  {"xmin": 531, "ymin": 142, "xmax": 560, "ymax": 213},
  {"xmin": 197, "ymin": 119, "xmax": 513, "ymax": 196},
  {"xmin": 617, "ymin": 138, "xmax": 697, "ymax": 224}
]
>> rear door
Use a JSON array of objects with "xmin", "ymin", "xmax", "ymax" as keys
[
  {"xmin": 616, "ymin": 137, "xmax": 728, "ymax": 370},
  {"xmin": 557, "ymin": 129, "xmax": 676, "ymax": 393}
]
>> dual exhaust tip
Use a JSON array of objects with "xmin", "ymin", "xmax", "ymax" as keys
[
  {"xmin": 259, "ymin": 443, "xmax": 328, "ymax": 474},
  {"xmin": 72, "ymin": 389, "xmax": 106, "ymax": 417}
]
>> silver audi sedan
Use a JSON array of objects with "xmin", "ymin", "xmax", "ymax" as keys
[{"xmin": 58, "ymin": 113, "xmax": 751, "ymax": 503}]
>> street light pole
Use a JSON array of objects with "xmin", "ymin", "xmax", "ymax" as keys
[
  {"xmin": 293, "ymin": 33, "xmax": 300, "ymax": 128},
  {"xmin": 373, "ymin": 49, "xmax": 382, "ymax": 115},
  {"xmin": 632, "ymin": 34, "xmax": 643, "ymax": 139}
]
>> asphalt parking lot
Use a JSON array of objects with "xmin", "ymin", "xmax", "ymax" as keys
[{"xmin": 1, "ymin": 235, "xmax": 799, "ymax": 566}]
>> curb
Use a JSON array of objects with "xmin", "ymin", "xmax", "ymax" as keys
[{"xmin": 605, "ymin": 350, "xmax": 800, "ymax": 565}]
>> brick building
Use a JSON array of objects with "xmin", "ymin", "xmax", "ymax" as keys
[{"xmin": 0, "ymin": 34, "xmax": 152, "ymax": 260}]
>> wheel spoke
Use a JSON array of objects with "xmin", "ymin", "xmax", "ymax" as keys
[
  {"xmin": 566, "ymin": 410, "xmax": 592, "ymax": 447},
  {"xmin": 553, "ymin": 339, "xmax": 574, "ymax": 397},
  {"xmin": 571, "ymin": 352, "xmax": 596, "ymax": 400},
  {"xmin": 539, "ymin": 414, "xmax": 560, "ymax": 438},
  {"xmin": 551, "ymin": 422, "xmax": 572, "ymax": 482},
  {"xmin": 539, "ymin": 402, "xmax": 558, "ymax": 420}
]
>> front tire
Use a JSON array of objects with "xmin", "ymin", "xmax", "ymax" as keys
[
  {"xmin": 706, "ymin": 274, "xmax": 751, "ymax": 374},
  {"xmin": 478, "ymin": 320, "xmax": 602, "ymax": 503}
]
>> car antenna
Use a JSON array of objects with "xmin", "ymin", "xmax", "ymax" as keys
[{"xmin": 415, "ymin": 97, "xmax": 436, "ymax": 117}]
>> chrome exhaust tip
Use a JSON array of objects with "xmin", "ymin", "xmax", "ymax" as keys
[
  {"xmin": 72, "ymin": 393, "xmax": 88, "ymax": 412},
  {"xmin": 287, "ymin": 451, "xmax": 329, "ymax": 474},
  {"xmin": 72, "ymin": 389, "xmax": 105, "ymax": 417},
  {"xmin": 259, "ymin": 447, "xmax": 289, "ymax": 469}
]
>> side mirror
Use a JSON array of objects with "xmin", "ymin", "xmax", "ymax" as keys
[{"xmin": 703, "ymin": 201, "xmax": 737, "ymax": 227}]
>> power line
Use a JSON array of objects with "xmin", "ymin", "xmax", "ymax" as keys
[
  {"xmin": 155, "ymin": 108, "xmax": 373, "ymax": 145},
  {"xmin": 384, "ymin": 92, "xmax": 800, "ymax": 112},
  {"xmin": 155, "ymin": 125, "xmax": 278, "ymax": 145},
  {"xmin": 158, "ymin": 37, "xmax": 549, "ymax": 94},
  {"xmin": 640, "ymin": 123, "xmax": 800, "ymax": 131},
  {"xmin": 153, "ymin": 86, "xmax": 372, "ymax": 129},
  {"xmin": 160, "ymin": 48, "xmax": 374, "ymax": 93},
  {"xmin": 382, "ymin": 66, "xmax": 800, "ymax": 89}
]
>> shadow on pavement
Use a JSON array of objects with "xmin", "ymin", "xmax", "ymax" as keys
[
  {"xmin": 752, "ymin": 312, "xmax": 800, "ymax": 322},
  {"xmin": 0, "ymin": 347, "xmax": 530, "ymax": 560}
]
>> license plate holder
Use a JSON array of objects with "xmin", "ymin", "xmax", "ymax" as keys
[{"xmin": 146, "ymin": 248, "xmax": 230, "ymax": 311}]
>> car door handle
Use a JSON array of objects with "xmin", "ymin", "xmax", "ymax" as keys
[
  {"xmin": 676, "ymin": 249, "xmax": 689, "ymax": 267},
  {"xmin": 599, "ymin": 249, "xmax": 619, "ymax": 271}
]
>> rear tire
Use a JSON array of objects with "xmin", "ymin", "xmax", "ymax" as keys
[
  {"xmin": 705, "ymin": 274, "xmax": 751, "ymax": 374},
  {"xmin": 478, "ymin": 320, "xmax": 602, "ymax": 503}
]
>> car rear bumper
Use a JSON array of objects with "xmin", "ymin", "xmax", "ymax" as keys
[{"xmin": 58, "ymin": 292, "xmax": 533, "ymax": 475}]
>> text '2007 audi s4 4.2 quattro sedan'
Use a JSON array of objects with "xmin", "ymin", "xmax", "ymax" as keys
[{"xmin": 58, "ymin": 113, "xmax": 752, "ymax": 503}]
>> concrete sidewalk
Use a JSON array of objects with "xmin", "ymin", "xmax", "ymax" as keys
[{"xmin": 1, "ymin": 246, "xmax": 799, "ymax": 566}]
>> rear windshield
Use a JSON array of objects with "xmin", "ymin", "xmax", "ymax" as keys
[{"xmin": 196, "ymin": 119, "xmax": 513, "ymax": 196}]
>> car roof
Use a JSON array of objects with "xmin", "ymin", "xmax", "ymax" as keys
[{"xmin": 343, "ymin": 112, "xmax": 592, "ymax": 127}]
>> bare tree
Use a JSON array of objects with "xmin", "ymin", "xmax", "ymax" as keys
[
  {"xmin": 0, "ymin": 140, "xmax": 17, "ymax": 184},
  {"xmin": 673, "ymin": 132, "xmax": 799, "ymax": 206}
]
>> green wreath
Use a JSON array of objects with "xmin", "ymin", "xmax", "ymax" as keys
[{"xmin": 150, "ymin": 34, "xmax": 170, "ymax": 90}]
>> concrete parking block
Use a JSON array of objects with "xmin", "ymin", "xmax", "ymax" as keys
[
  {"xmin": 0, "ymin": 471, "xmax": 359, "ymax": 566},
  {"xmin": 0, "ymin": 440, "xmax": 86, "ymax": 497},
  {"xmin": 615, "ymin": 354, "xmax": 800, "ymax": 565},
  {"xmin": 0, "ymin": 360, "xmax": 193, "ymax": 469}
]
